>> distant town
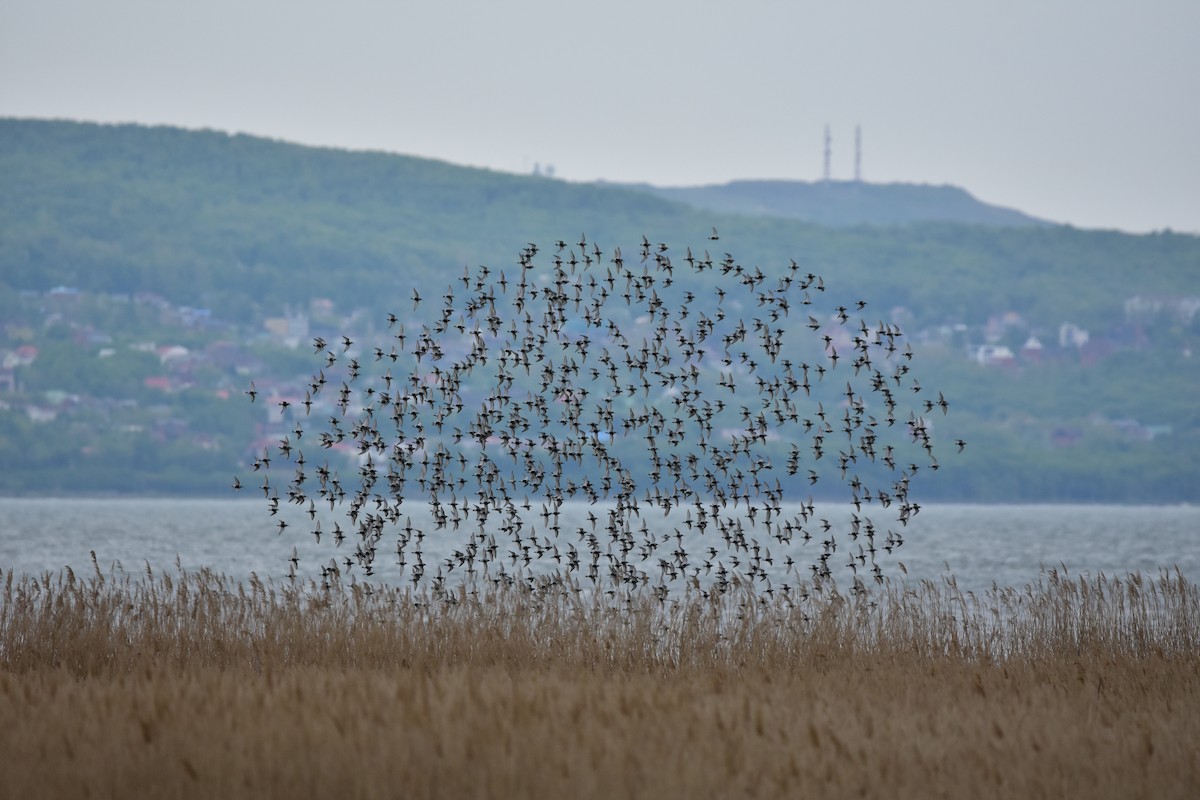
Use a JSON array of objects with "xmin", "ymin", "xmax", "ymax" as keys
[{"xmin": 3, "ymin": 283, "xmax": 1194, "ymax": 491}]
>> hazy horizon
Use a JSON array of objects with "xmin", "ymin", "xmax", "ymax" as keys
[{"xmin": 2, "ymin": 0, "xmax": 1197, "ymax": 234}]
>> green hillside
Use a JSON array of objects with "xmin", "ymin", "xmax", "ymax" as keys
[
  {"xmin": 1, "ymin": 118, "xmax": 1198, "ymax": 500},
  {"xmin": 2, "ymin": 118, "xmax": 1196, "ymax": 328}
]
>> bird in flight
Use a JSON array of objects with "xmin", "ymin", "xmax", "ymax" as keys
[{"xmin": 240, "ymin": 233, "xmax": 963, "ymax": 596}]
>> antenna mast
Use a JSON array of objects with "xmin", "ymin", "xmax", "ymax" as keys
[
  {"xmin": 823, "ymin": 125, "xmax": 832, "ymax": 182},
  {"xmin": 854, "ymin": 124, "xmax": 862, "ymax": 182}
]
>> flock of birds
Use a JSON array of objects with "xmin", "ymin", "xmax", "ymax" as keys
[{"xmin": 237, "ymin": 233, "xmax": 962, "ymax": 600}]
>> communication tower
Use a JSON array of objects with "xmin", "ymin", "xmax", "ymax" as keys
[
  {"xmin": 823, "ymin": 125, "xmax": 832, "ymax": 182},
  {"xmin": 854, "ymin": 125, "xmax": 862, "ymax": 182}
]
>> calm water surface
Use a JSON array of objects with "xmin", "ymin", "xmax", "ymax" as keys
[{"xmin": 1, "ymin": 499, "xmax": 1195, "ymax": 595}]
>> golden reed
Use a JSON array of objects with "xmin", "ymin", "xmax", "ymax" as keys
[{"xmin": 2, "ymin": 563, "xmax": 1197, "ymax": 798}]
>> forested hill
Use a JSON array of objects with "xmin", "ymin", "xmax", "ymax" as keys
[
  {"xmin": 619, "ymin": 179, "xmax": 1050, "ymax": 228},
  {"xmin": 1, "ymin": 118, "xmax": 1199, "ymax": 500},
  {"xmin": 2, "ymin": 117, "xmax": 1197, "ymax": 331}
]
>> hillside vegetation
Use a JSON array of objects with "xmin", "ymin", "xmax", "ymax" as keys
[
  {"xmin": 1, "ymin": 118, "xmax": 1198, "ymax": 500},
  {"xmin": 2, "ymin": 118, "xmax": 1196, "ymax": 326}
]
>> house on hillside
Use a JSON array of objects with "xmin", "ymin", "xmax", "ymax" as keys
[
  {"xmin": 1059, "ymin": 323, "xmax": 1089, "ymax": 349},
  {"xmin": 984, "ymin": 311, "xmax": 1026, "ymax": 343},
  {"xmin": 263, "ymin": 311, "xmax": 309, "ymax": 349},
  {"xmin": 970, "ymin": 344, "xmax": 1016, "ymax": 366},
  {"xmin": 1125, "ymin": 295, "xmax": 1200, "ymax": 325},
  {"xmin": 1020, "ymin": 336, "xmax": 1044, "ymax": 362},
  {"xmin": 0, "ymin": 345, "xmax": 38, "ymax": 392}
]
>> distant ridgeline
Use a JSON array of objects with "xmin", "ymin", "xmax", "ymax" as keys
[
  {"xmin": 617, "ymin": 180, "xmax": 1050, "ymax": 228},
  {"xmin": 1, "ymin": 117, "xmax": 1195, "ymax": 329}
]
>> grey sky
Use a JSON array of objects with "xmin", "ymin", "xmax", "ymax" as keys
[{"xmin": 2, "ymin": 0, "xmax": 1196, "ymax": 232}]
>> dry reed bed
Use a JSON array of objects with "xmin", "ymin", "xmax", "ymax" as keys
[{"xmin": 1, "ymin": 566, "xmax": 1198, "ymax": 799}]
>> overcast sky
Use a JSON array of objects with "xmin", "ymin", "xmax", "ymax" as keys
[{"xmin": 2, "ymin": 0, "xmax": 1196, "ymax": 233}]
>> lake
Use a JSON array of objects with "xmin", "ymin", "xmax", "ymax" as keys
[{"xmin": 1, "ymin": 498, "xmax": 1196, "ymax": 596}]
